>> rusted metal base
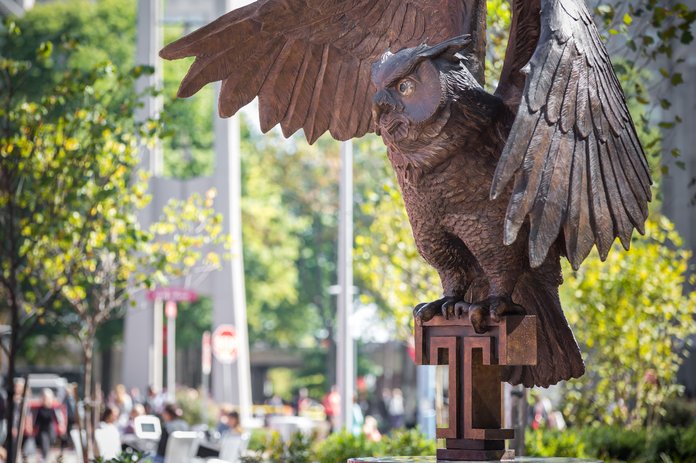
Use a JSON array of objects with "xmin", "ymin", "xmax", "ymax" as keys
[
  {"xmin": 414, "ymin": 315, "xmax": 537, "ymax": 461},
  {"xmin": 437, "ymin": 448, "xmax": 513, "ymax": 461}
]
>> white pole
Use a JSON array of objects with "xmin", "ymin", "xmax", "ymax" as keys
[
  {"xmin": 212, "ymin": 0, "xmax": 254, "ymax": 426},
  {"xmin": 166, "ymin": 302, "xmax": 176, "ymax": 400},
  {"xmin": 336, "ymin": 140, "xmax": 354, "ymax": 431},
  {"xmin": 152, "ymin": 298, "xmax": 163, "ymax": 393},
  {"xmin": 135, "ymin": 0, "xmax": 162, "ymax": 175},
  {"xmin": 123, "ymin": 0, "xmax": 162, "ymax": 393},
  {"xmin": 201, "ymin": 331, "xmax": 211, "ymax": 425}
]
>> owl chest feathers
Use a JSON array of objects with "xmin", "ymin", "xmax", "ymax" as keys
[{"xmin": 387, "ymin": 93, "xmax": 513, "ymax": 245}]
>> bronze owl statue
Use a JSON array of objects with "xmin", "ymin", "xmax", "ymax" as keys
[{"xmin": 162, "ymin": 0, "xmax": 651, "ymax": 387}]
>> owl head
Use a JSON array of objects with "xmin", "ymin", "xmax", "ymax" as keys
[{"xmin": 371, "ymin": 35, "xmax": 474, "ymax": 149}]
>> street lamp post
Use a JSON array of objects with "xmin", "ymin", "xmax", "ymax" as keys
[{"xmin": 336, "ymin": 140, "xmax": 354, "ymax": 431}]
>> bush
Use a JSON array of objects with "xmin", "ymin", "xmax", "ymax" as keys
[
  {"xmin": 560, "ymin": 218, "xmax": 696, "ymax": 428},
  {"xmin": 314, "ymin": 431, "xmax": 380, "ymax": 463},
  {"xmin": 661, "ymin": 397, "xmax": 696, "ymax": 427},
  {"xmin": 527, "ymin": 422, "xmax": 696, "ymax": 463},
  {"xmin": 313, "ymin": 428, "xmax": 435, "ymax": 463},
  {"xmin": 380, "ymin": 428, "xmax": 436, "ymax": 456},
  {"xmin": 582, "ymin": 426, "xmax": 646, "ymax": 462},
  {"xmin": 97, "ymin": 449, "xmax": 145, "ymax": 463},
  {"xmin": 678, "ymin": 424, "xmax": 696, "ymax": 460},
  {"xmin": 175, "ymin": 388, "xmax": 219, "ymax": 428},
  {"xmin": 525, "ymin": 428, "xmax": 588, "ymax": 459},
  {"xmin": 248, "ymin": 428, "xmax": 275, "ymax": 453}
]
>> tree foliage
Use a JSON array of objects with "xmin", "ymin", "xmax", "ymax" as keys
[
  {"xmin": 0, "ymin": 17, "xmax": 150, "ymax": 457},
  {"xmin": 354, "ymin": 137, "xmax": 439, "ymax": 339},
  {"xmin": 1, "ymin": 18, "xmax": 229, "ymax": 459},
  {"xmin": 561, "ymin": 217, "xmax": 696, "ymax": 428}
]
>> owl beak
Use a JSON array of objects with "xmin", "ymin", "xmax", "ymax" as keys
[{"xmin": 372, "ymin": 90, "xmax": 396, "ymax": 136}]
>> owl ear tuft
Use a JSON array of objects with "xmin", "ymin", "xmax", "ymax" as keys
[{"xmin": 417, "ymin": 35, "xmax": 472, "ymax": 63}]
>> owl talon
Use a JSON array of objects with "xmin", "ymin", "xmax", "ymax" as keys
[
  {"xmin": 468, "ymin": 296, "xmax": 525, "ymax": 333},
  {"xmin": 415, "ymin": 296, "xmax": 522, "ymax": 328},
  {"xmin": 414, "ymin": 296, "xmax": 467, "ymax": 322}
]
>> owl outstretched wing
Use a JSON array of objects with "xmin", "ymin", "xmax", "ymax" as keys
[
  {"xmin": 160, "ymin": 0, "xmax": 484, "ymax": 144},
  {"xmin": 491, "ymin": 0, "xmax": 652, "ymax": 270}
]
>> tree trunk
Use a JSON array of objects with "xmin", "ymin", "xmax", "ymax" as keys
[
  {"xmin": 100, "ymin": 347, "xmax": 113, "ymax": 398},
  {"xmin": 4, "ymin": 286, "xmax": 19, "ymax": 463},
  {"xmin": 81, "ymin": 340, "xmax": 94, "ymax": 463},
  {"xmin": 326, "ymin": 327, "xmax": 337, "ymax": 388}
]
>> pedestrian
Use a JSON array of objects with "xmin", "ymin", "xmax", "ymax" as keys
[
  {"xmin": 295, "ymin": 388, "xmax": 311, "ymax": 416},
  {"xmin": 362, "ymin": 416, "xmax": 382, "ymax": 442},
  {"xmin": 388, "ymin": 389, "xmax": 405, "ymax": 429},
  {"xmin": 215, "ymin": 405, "xmax": 233, "ymax": 435},
  {"xmin": 61, "ymin": 384, "xmax": 77, "ymax": 450},
  {"xmin": 99, "ymin": 405, "xmax": 120, "ymax": 430},
  {"xmin": 113, "ymin": 384, "xmax": 133, "ymax": 428},
  {"xmin": 322, "ymin": 386, "xmax": 340, "ymax": 432},
  {"xmin": 225, "ymin": 411, "xmax": 243, "ymax": 435},
  {"xmin": 154, "ymin": 403, "xmax": 188, "ymax": 463},
  {"xmin": 122, "ymin": 403, "xmax": 145, "ymax": 435},
  {"xmin": 351, "ymin": 397, "xmax": 364, "ymax": 436},
  {"xmin": 145, "ymin": 385, "xmax": 164, "ymax": 415},
  {"xmin": 34, "ymin": 389, "xmax": 63, "ymax": 461}
]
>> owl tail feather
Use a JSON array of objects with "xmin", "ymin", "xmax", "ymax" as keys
[{"xmin": 503, "ymin": 273, "xmax": 585, "ymax": 388}]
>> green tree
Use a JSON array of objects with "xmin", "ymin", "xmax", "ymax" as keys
[
  {"xmin": 560, "ymin": 217, "xmax": 696, "ymax": 428},
  {"xmin": 9, "ymin": 0, "xmax": 217, "ymax": 180},
  {"xmin": 1, "ymin": 19, "xmax": 230, "ymax": 459},
  {"xmin": 57, "ymin": 189, "xmax": 227, "ymax": 462},
  {"xmin": 238, "ymin": 129, "xmax": 342, "ymax": 384},
  {"xmin": 0, "ymin": 19, "xmax": 153, "ymax": 458},
  {"xmin": 354, "ymin": 136, "xmax": 439, "ymax": 339}
]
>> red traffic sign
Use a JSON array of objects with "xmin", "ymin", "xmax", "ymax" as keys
[
  {"xmin": 212, "ymin": 325, "xmax": 238, "ymax": 364},
  {"xmin": 147, "ymin": 287, "xmax": 198, "ymax": 302},
  {"xmin": 202, "ymin": 331, "xmax": 212, "ymax": 375}
]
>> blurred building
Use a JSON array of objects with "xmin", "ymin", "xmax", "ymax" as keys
[
  {"xmin": 663, "ymin": 0, "xmax": 696, "ymax": 397},
  {"xmin": 0, "ymin": 0, "xmax": 33, "ymax": 16},
  {"xmin": 120, "ymin": 0, "xmax": 253, "ymax": 421}
]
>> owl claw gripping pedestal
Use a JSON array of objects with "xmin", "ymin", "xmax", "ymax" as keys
[{"xmin": 164, "ymin": 0, "xmax": 651, "ymax": 461}]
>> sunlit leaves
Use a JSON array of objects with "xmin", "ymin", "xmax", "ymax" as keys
[
  {"xmin": 560, "ymin": 217, "xmax": 696, "ymax": 428},
  {"xmin": 144, "ymin": 191, "xmax": 229, "ymax": 288},
  {"xmin": 0, "ymin": 21, "xmax": 229, "ymax": 364},
  {"xmin": 353, "ymin": 135, "xmax": 440, "ymax": 339}
]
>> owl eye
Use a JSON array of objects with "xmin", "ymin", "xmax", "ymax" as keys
[{"xmin": 397, "ymin": 79, "xmax": 415, "ymax": 97}]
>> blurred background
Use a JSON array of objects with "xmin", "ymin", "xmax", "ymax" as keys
[{"xmin": 1, "ymin": 0, "xmax": 696, "ymax": 462}]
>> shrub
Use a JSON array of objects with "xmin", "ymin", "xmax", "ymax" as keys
[
  {"xmin": 560, "ymin": 218, "xmax": 696, "ymax": 428},
  {"xmin": 97, "ymin": 449, "xmax": 145, "ymax": 463},
  {"xmin": 582, "ymin": 426, "xmax": 646, "ymax": 462},
  {"xmin": 678, "ymin": 423, "xmax": 696, "ymax": 461},
  {"xmin": 380, "ymin": 428, "xmax": 436, "ymax": 456},
  {"xmin": 174, "ymin": 388, "xmax": 219, "ymax": 428},
  {"xmin": 248, "ymin": 428, "xmax": 274, "ymax": 453},
  {"xmin": 661, "ymin": 398, "xmax": 696, "ymax": 427},
  {"xmin": 314, "ymin": 431, "xmax": 380, "ymax": 463},
  {"xmin": 525, "ymin": 428, "xmax": 588, "ymax": 459},
  {"xmin": 527, "ymin": 422, "xmax": 696, "ymax": 463}
]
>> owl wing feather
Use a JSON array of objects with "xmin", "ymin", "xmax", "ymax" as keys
[
  {"xmin": 491, "ymin": 0, "xmax": 652, "ymax": 270},
  {"xmin": 160, "ymin": 0, "xmax": 482, "ymax": 144}
]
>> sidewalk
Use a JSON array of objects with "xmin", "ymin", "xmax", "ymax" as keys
[{"xmin": 19, "ymin": 449, "xmax": 80, "ymax": 463}]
